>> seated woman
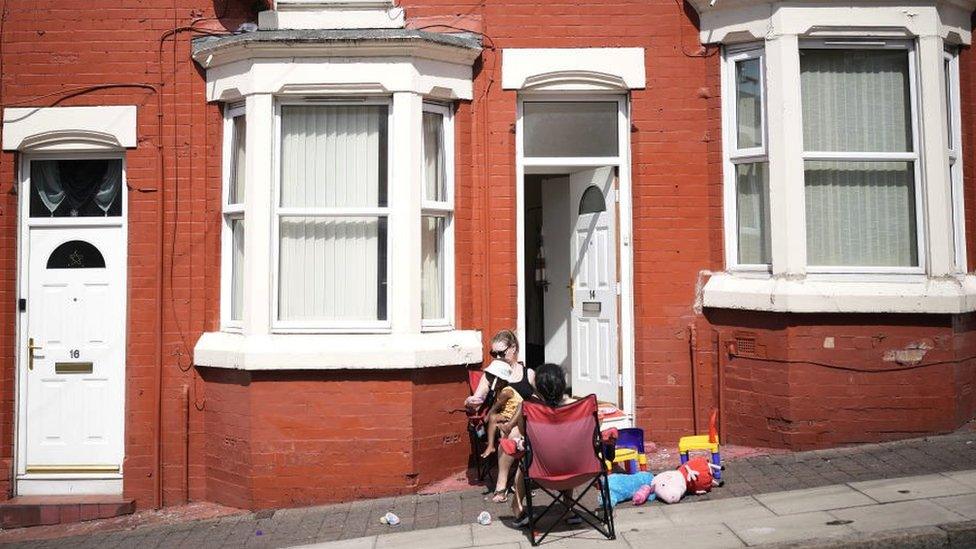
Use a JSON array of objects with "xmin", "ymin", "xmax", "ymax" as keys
[
  {"xmin": 510, "ymin": 362, "xmax": 580, "ymax": 526},
  {"xmin": 483, "ymin": 330, "xmax": 535, "ymax": 504}
]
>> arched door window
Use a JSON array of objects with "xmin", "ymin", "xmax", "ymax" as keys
[
  {"xmin": 578, "ymin": 185, "xmax": 607, "ymax": 215},
  {"xmin": 46, "ymin": 240, "xmax": 106, "ymax": 269}
]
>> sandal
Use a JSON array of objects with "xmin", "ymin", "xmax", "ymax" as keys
[{"xmin": 484, "ymin": 490, "xmax": 508, "ymax": 503}]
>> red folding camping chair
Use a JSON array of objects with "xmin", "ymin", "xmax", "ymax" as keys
[
  {"xmin": 521, "ymin": 394, "xmax": 615, "ymax": 546},
  {"xmin": 465, "ymin": 367, "xmax": 498, "ymax": 483}
]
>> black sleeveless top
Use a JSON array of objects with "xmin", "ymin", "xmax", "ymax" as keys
[{"xmin": 509, "ymin": 363, "xmax": 535, "ymax": 401}]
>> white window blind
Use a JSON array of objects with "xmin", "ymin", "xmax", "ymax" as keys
[
  {"xmin": 278, "ymin": 104, "xmax": 389, "ymax": 323},
  {"xmin": 421, "ymin": 107, "xmax": 453, "ymax": 325},
  {"xmin": 224, "ymin": 109, "xmax": 246, "ymax": 325},
  {"xmin": 801, "ymin": 47, "xmax": 919, "ymax": 268}
]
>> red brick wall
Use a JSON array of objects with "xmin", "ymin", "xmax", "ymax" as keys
[
  {"xmin": 198, "ymin": 367, "xmax": 469, "ymax": 510},
  {"xmin": 0, "ymin": 0, "xmax": 255, "ymax": 509},
  {"xmin": 199, "ymin": 368, "xmax": 252, "ymax": 510},
  {"xmin": 705, "ymin": 311, "xmax": 976, "ymax": 449}
]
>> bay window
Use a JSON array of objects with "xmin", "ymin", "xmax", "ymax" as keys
[
  {"xmin": 194, "ymin": 21, "xmax": 481, "ymax": 368},
  {"xmin": 705, "ymin": 0, "xmax": 976, "ymax": 313}
]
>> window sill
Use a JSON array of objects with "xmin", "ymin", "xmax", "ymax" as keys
[
  {"xmin": 194, "ymin": 329, "xmax": 483, "ymax": 370},
  {"xmin": 702, "ymin": 272, "xmax": 976, "ymax": 314}
]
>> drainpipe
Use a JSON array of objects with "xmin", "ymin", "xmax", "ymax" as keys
[{"xmin": 688, "ymin": 323, "xmax": 699, "ymax": 434}]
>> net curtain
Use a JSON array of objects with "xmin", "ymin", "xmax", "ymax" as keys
[{"xmin": 33, "ymin": 159, "xmax": 122, "ymax": 216}]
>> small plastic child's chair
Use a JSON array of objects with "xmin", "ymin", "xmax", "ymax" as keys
[
  {"xmin": 605, "ymin": 447, "xmax": 640, "ymax": 474},
  {"xmin": 615, "ymin": 428, "xmax": 647, "ymax": 471},
  {"xmin": 677, "ymin": 410, "xmax": 722, "ymax": 481}
]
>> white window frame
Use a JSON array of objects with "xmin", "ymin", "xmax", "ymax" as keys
[
  {"xmin": 722, "ymin": 45, "xmax": 770, "ymax": 272},
  {"xmin": 799, "ymin": 39, "xmax": 926, "ymax": 275},
  {"xmin": 421, "ymin": 102, "xmax": 456, "ymax": 331},
  {"xmin": 945, "ymin": 47, "xmax": 967, "ymax": 273},
  {"xmin": 220, "ymin": 104, "xmax": 245, "ymax": 332},
  {"xmin": 270, "ymin": 97, "xmax": 394, "ymax": 333}
]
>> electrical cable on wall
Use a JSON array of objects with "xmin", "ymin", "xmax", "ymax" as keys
[{"xmin": 728, "ymin": 349, "xmax": 976, "ymax": 373}]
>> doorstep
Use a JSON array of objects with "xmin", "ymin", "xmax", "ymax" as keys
[{"xmin": 0, "ymin": 495, "xmax": 135, "ymax": 529}]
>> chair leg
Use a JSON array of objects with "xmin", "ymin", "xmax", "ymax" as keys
[
  {"xmin": 600, "ymin": 473, "xmax": 616, "ymax": 540},
  {"xmin": 524, "ymin": 477, "xmax": 537, "ymax": 546},
  {"xmin": 711, "ymin": 450, "xmax": 723, "ymax": 481}
]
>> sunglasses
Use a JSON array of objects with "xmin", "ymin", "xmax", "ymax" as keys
[{"xmin": 489, "ymin": 348, "xmax": 509, "ymax": 359}]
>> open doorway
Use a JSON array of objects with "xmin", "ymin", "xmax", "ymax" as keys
[
  {"xmin": 515, "ymin": 93, "xmax": 635, "ymax": 420},
  {"xmin": 523, "ymin": 167, "xmax": 619, "ymax": 405}
]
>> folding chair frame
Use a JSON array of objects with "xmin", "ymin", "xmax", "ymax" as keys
[{"xmin": 520, "ymin": 406, "xmax": 616, "ymax": 546}]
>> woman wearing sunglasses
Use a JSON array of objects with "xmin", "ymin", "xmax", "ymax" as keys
[{"xmin": 482, "ymin": 329, "xmax": 535, "ymax": 503}]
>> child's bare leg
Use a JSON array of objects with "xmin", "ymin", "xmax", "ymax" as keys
[{"xmin": 481, "ymin": 415, "xmax": 500, "ymax": 458}]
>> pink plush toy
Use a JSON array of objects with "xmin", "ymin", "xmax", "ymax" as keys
[
  {"xmin": 651, "ymin": 470, "xmax": 686, "ymax": 504},
  {"xmin": 632, "ymin": 484, "xmax": 653, "ymax": 505},
  {"xmin": 679, "ymin": 456, "xmax": 722, "ymax": 495}
]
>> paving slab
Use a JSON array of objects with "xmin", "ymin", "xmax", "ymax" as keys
[
  {"xmin": 470, "ymin": 522, "xmax": 527, "ymax": 546},
  {"xmin": 610, "ymin": 506, "xmax": 671, "ymax": 532},
  {"xmin": 728, "ymin": 511, "xmax": 855, "ymax": 546},
  {"xmin": 624, "ymin": 523, "xmax": 744, "ymax": 549},
  {"xmin": 941, "ymin": 469, "xmax": 976, "ymax": 490},
  {"xmin": 850, "ymin": 474, "xmax": 976, "ymax": 503},
  {"xmin": 932, "ymin": 494, "xmax": 976, "ymax": 520},
  {"xmin": 829, "ymin": 499, "xmax": 967, "ymax": 533},
  {"xmin": 375, "ymin": 524, "xmax": 472, "ymax": 549},
  {"xmin": 754, "ymin": 484, "xmax": 875, "ymax": 515},
  {"xmin": 662, "ymin": 496, "xmax": 775, "ymax": 526},
  {"xmin": 292, "ymin": 537, "xmax": 377, "ymax": 549},
  {"xmin": 519, "ymin": 527, "xmax": 624, "ymax": 549}
]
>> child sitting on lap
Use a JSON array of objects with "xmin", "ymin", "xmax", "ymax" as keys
[{"xmin": 480, "ymin": 366, "xmax": 523, "ymax": 458}]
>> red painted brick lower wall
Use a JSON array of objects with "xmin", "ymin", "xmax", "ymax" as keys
[
  {"xmin": 703, "ymin": 311, "xmax": 976, "ymax": 450},
  {"xmin": 198, "ymin": 365, "xmax": 470, "ymax": 510}
]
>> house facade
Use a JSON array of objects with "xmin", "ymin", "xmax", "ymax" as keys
[{"xmin": 0, "ymin": 0, "xmax": 974, "ymax": 512}]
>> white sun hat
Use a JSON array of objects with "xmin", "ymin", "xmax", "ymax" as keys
[{"xmin": 484, "ymin": 359, "xmax": 513, "ymax": 382}]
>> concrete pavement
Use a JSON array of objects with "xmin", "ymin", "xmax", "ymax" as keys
[
  {"xmin": 294, "ymin": 470, "xmax": 976, "ymax": 548},
  {"xmin": 2, "ymin": 428, "xmax": 974, "ymax": 548}
]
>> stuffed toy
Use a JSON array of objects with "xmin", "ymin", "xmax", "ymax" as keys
[
  {"xmin": 651, "ymin": 470, "xmax": 686, "ymax": 504},
  {"xmin": 679, "ymin": 456, "xmax": 722, "ymax": 494},
  {"xmin": 599, "ymin": 471, "xmax": 654, "ymax": 507}
]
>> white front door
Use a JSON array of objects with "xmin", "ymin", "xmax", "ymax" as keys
[
  {"xmin": 18, "ymin": 157, "xmax": 126, "ymax": 491},
  {"xmin": 569, "ymin": 166, "xmax": 618, "ymax": 404}
]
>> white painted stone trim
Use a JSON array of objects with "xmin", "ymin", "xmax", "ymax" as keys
[
  {"xmin": 2, "ymin": 106, "xmax": 137, "ymax": 152},
  {"xmin": 194, "ymin": 330, "xmax": 483, "ymax": 370},
  {"xmin": 702, "ymin": 273, "xmax": 976, "ymax": 314},
  {"xmin": 692, "ymin": 1, "xmax": 976, "ymax": 46},
  {"xmin": 501, "ymin": 48, "xmax": 646, "ymax": 91},
  {"xmin": 258, "ymin": 8, "xmax": 404, "ymax": 30},
  {"xmin": 203, "ymin": 58, "xmax": 474, "ymax": 102}
]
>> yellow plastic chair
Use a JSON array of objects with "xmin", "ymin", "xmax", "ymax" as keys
[
  {"xmin": 605, "ymin": 447, "xmax": 640, "ymax": 474},
  {"xmin": 677, "ymin": 410, "xmax": 723, "ymax": 481}
]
